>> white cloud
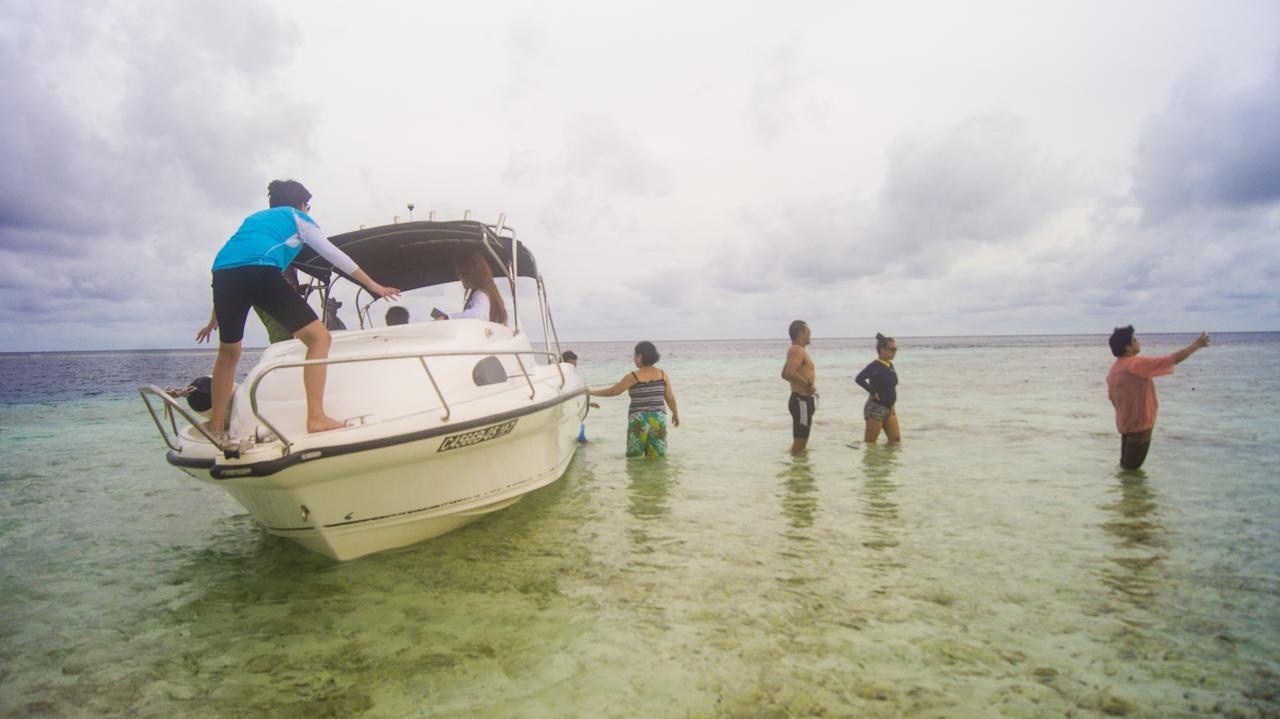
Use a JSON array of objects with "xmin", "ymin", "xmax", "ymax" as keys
[{"xmin": 2, "ymin": 1, "xmax": 1279, "ymax": 350}]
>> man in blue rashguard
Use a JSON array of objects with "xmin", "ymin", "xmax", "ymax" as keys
[{"xmin": 196, "ymin": 180, "xmax": 400, "ymax": 435}]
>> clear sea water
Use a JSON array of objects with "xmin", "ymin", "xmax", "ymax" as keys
[{"xmin": 1, "ymin": 334, "xmax": 1277, "ymax": 718}]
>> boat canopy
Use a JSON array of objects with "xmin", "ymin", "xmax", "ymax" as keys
[{"xmin": 292, "ymin": 220, "xmax": 538, "ymax": 292}]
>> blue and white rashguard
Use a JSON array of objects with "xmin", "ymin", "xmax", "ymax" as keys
[
  {"xmin": 212, "ymin": 207, "xmax": 359, "ymax": 275},
  {"xmin": 210, "ymin": 207, "xmax": 362, "ymax": 344}
]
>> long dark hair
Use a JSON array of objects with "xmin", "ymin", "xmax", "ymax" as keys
[{"xmin": 454, "ymin": 251, "xmax": 508, "ymax": 325}]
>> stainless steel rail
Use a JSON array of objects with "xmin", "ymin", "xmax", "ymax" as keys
[
  {"xmin": 246, "ymin": 348, "xmax": 568, "ymax": 451},
  {"xmin": 138, "ymin": 385, "xmax": 226, "ymax": 451}
]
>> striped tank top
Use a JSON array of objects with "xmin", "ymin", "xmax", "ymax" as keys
[{"xmin": 628, "ymin": 371, "xmax": 667, "ymax": 413}]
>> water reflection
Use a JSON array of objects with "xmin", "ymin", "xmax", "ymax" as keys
[
  {"xmin": 1099, "ymin": 469, "xmax": 1167, "ymax": 610},
  {"xmin": 625, "ymin": 459, "xmax": 677, "ymax": 554},
  {"xmin": 860, "ymin": 445, "xmax": 902, "ymax": 571},
  {"xmin": 778, "ymin": 454, "xmax": 817, "ymax": 534}
]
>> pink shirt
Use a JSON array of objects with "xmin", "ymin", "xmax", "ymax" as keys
[{"xmin": 1107, "ymin": 354, "xmax": 1176, "ymax": 434}]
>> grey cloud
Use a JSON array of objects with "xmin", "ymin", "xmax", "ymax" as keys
[
  {"xmin": 503, "ymin": 16, "xmax": 550, "ymax": 98},
  {"xmin": 505, "ymin": 115, "xmax": 670, "ymax": 240},
  {"xmin": 708, "ymin": 98, "xmax": 1280, "ymax": 334},
  {"xmin": 742, "ymin": 45, "xmax": 803, "ymax": 143},
  {"xmin": 713, "ymin": 114, "xmax": 1078, "ymax": 291},
  {"xmin": 1, "ymin": 0, "xmax": 309, "ymax": 247},
  {"xmin": 504, "ymin": 114, "xmax": 669, "ymax": 197},
  {"xmin": 876, "ymin": 115, "xmax": 1076, "ymax": 252},
  {"xmin": 563, "ymin": 115, "xmax": 669, "ymax": 197},
  {"xmin": 0, "ymin": 0, "xmax": 312, "ymax": 350},
  {"xmin": 973, "ymin": 205, "xmax": 1280, "ymax": 330},
  {"xmin": 1133, "ymin": 54, "xmax": 1280, "ymax": 221}
]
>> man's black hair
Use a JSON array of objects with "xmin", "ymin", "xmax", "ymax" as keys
[
  {"xmin": 268, "ymin": 179, "xmax": 312, "ymax": 209},
  {"xmin": 1109, "ymin": 325, "xmax": 1135, "ymax": 357},
  {"xmin": 385, "ymin": 306, "xmax": 410, "ymax": 326},
  {"xmin": 788, "ymin": 320, "xmax": 808, "ymax": 341},
  {"xmin": 561, "ymin": 350, "xmax": 578, "ymax": 362},
  {"xmin": 634, "ymin": 341, "xmax": 660, "ymax": 366}
]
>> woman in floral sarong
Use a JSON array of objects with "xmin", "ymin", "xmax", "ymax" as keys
[{"xmin": 589, "ymin": 341, "xmax": 680, "ymax": 458}]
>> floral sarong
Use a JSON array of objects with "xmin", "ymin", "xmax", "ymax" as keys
[{"xmin": 626, "ymin": 411, "xmax": 667, "ymax": 458}]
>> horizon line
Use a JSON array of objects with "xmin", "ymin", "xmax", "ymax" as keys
[{"xmin": 2, "ymin": 329, "xmax": 1276, "ymax": 355}]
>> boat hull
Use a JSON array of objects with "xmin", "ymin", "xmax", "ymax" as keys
[{"xmin": 197, "ymin": 392, "xmax": 584, "ymax": 560}]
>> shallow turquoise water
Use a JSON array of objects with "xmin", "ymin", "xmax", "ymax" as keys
[{"xmin": 1, "ymin": 335, "xmax": 1277, "ymax": 717}]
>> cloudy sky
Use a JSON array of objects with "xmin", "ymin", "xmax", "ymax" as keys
[{"xmin": 2, "ymin": 0, "xmax": 1278, "ymax": 351}]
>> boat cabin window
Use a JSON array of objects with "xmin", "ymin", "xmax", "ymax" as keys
[{"xmin": 472, "ymin": 356, "xmax": 507, "ymax": 386}]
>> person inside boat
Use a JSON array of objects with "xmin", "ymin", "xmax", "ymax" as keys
[
  {"xmin": 196, "ymin": 179, "xmax": 401, "ymax": 435},
  {"xmin": 432, "ymin": 251, "xmax": 509, "ymax": 324},
  {"xmin": 588, "ymin": 341, "xmax": 680, "ymax": 458},
  {"xmin": 324, "ymin": 297, "xmax": 347, "ymax": 331},
  {"xmin": 385, "ymin": 306, "xmax": 410, "ymax": 326}
]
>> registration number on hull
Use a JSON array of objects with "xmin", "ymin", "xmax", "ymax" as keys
[{"xmin": 437, "ymin": 419, "xmax": 519, "ymax": 452}]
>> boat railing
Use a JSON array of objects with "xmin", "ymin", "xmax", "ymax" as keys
[
  {"xmin": 138, "ymin": 385, "xmax": 227, "ymax": 452},
  {"xmin": 247, "ymin": 349, "xmax": 568, "ymax": 452}
]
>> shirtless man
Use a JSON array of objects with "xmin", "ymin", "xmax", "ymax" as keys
[{"xmin": 781, "ymin": 320, "xmax": 817, "ymax": 455}]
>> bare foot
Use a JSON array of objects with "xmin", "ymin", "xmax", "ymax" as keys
[
  {"xmin": 199, "ymin": 420, "xmax": 229, "ymax": 438},
  {"xmin": 307, "ymin": 415, "xmax": 348, "ymax": 433}
]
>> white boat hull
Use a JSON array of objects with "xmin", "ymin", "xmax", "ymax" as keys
[
  {"xmin": 163, "ymin": 320, "xmax": 587, "ymax": 560},
  {"xmin": 222, "ymin": 396, "xmax": 582, "ymax": 560}
]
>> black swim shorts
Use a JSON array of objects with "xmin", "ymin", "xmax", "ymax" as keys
[
  {"xmin": 212, "ymin": 266, "xmax": 317, "ymax": 344},
  {"xmin": 788, "ymin": 392, "xmax": 817, "ymax": 440}
]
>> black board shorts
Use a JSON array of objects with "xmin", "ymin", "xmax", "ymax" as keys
[
  {"xmin": 788, "ymin": 392, "xmax": 817, "ymax": 440},
  {"xmin": 212, "ymin": 266, "xmax": 317, "ymax": 344}
]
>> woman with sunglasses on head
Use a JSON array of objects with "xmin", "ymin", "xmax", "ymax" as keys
[{"xmin": 856, "ymin": 333, "xmax": 900, "ymax": 443}]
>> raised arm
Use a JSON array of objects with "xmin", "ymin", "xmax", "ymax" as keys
[
  {"xmin": 295, "ymin": 212, "xmax": 400, "ymax": 300},
  {"xmin": 663, "ymin": 371, "xmax": 679, "ymax": 427},
  {"xmin": 589, "ymin": 373, "xmax": 637, "ymax": 398},
  {"xmin": 1173, "ymin": 332, "xmax": 1210, "ymax": 364}
]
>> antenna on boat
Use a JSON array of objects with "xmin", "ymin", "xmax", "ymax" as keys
[
  {"xmin": 464, "ymin": 210, "xmax": 471, "ymax": 221},
  {"xmin": 429, "ymin": 210, "xmax": 437, "ymax": 221},
  {"xmin": 407, "ymin": 203, "xmax": 415, "ymax": 221},
  {"xmin": 393, "ymin": 215, "xmax": 400, "ymax": 224}
]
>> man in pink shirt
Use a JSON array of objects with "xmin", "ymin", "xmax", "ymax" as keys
[{"xmin": 1106, "ymin": 326, "xmax": 1210, "ymax": 470}]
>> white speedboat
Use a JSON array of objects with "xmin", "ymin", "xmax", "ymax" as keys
[{"xmin": 141, "ymin": 217, "xmax": 587, "ymax": 560}]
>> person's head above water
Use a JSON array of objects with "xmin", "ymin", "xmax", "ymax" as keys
[
  {"xmin": 561, "ymin": 350, "xmax": 578, "ymax": 366},
  {"xmin": 1109, "ymin": 325, "xmax": 1137, "ymax": 357},
  {"xmin": 268, "ymin": 179, "xmax": 311, "ymax": 209},
  {"xmin": 634, "ymin": 341, "xmax": 660, "ymax": 367}
]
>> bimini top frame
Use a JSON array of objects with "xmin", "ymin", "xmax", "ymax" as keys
[{"xmin": 290, "ymin": 214, "xmax": 560, "ymax": 357}]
